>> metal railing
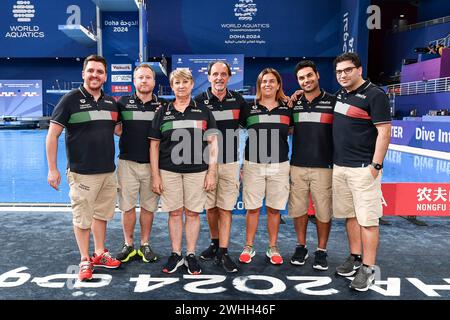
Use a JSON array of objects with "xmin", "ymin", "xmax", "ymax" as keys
[
  {"xmin": 392, "ymin": 15, "xmax": 450, "ymax": 33},
  {"xmin": 387, "ymin": 77, "xmax": 450, "ymax": 96},
  {"xmin": 429, "ymin": 34, "xmax": 450, "ymax": 48}
]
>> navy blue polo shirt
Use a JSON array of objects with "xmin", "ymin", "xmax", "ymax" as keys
[
  {"xmin": 117, "ymin": 93, "xmax": 166, "ymax": 163},
  {"xmin": 194, "ymin": 88, "xmax": 247, "ymax": 163},
  {"xmin": 239, "ymin": 101, "xmax": 292, "ymax": 164},
  {"xmin": 51, "ymin": 86, "xmax": 118, "ymax": 174},
  {"xmin": 333, "ymin": 80, "xmax": 391, "ymax": 167},
  {"xmin": 148, "ymin": 99, "xmax": 218, "ymax": 173},
  {"xmin": 291, "ymin": 90, "xmax": 335, "ymax": 168}
]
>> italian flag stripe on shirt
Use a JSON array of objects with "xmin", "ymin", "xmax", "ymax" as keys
[
  {"xmin": 68, "ymin": 110, "xmax": 118, "ymax": 124},
  {"xmin": 121, "ymin": 111, "xmax": 155, "ymax": 121},
  {"xmin": 335, "ymin": 101, "xmax": 371, "ymax": 120},
  {"xmin": 293, "ymin": 112, "xmax": 333, "ymax": 124},
  {"xmin": 160, "ymin": 120, "xmax": 207, "ymax": 133},
  {"xmin": 212, "ymin": 109, "xmax": 240, "ymax": 121},
  {"xmin": 247, "ymin": 114, "xmax": 290, "ymax": 127}
]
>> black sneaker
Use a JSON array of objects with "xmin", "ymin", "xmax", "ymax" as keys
[
  {"xmin": 200, "ymin": 242, "xmax": 218, "ymax": 261},
  {"xmin": 312, "ymin": 250, "xmax": 328, "ymax": 270},
  {"xmin": 215, "ymin": 253, "xmax": 238, "ymax": 273},
  {"xmin": 162, "ymin": 253, "xmax": 184, "ymax": 274},
  {"xmin": 116, "ymin": 243, "xmax": 136, "ymax": 262},
  {"xmin": 138, "ymin": 243, "xmax": 158, "ymax": 263},
  {"xmin": 185, "ymin": 254, "xmax": 202, "ymax": 275},
  {"xmin": 336, "ymin": 255, "xmax": 362, "ymax": 277},
  {"xmin": 350, "ymin": 265, "xmax": 375, "ymax": 291},
  {"xmin": 290, "ymin": 245, "xmax": 308, "ymax": 265}
]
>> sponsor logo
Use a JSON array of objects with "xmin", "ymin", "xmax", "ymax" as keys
[
  {"xmin": 252, "ymin": 105, "xmax": 258, "ymax": 110},
  {"xmin": 191, "ymin": 109, "xmax": 202, "ymax": 113},
  {"xmin": 234, "ymin": 0, "xmax": 257, "ymax": 21},
  {"xmin": 13, "ymin": 0, "xmax": 35, "ymax": 23},
  {"xmin": 125, "ymin": 104, "xmax": 138, "ymax": 109},
  {"xmin": 112, "ymin": 85, "xmax": 132, "ymax": 93},
  {"xmin": 355, "ymin": 93, "xmax": 367, "ymax": 99},
  {"xmin": 165, "ymin": 111, "xmax": 171, "ymax": 115},
  {"xmin": 225, "ymin": 98, "xmax": 236, "ymax": 102},
  {"xmin": 111, "ymin": 64, "xmax": 132, "ymax": 72},
  {"xmin": 104, "ymin": 100, "xmax": 114, "ymax": 104},
  {"xmin": 111, "ymin": 75, "xmax": 132, "ymax": 83},
  {"xmin": 79, "ymin": 104, "xmax": 92, "ymax": 109},
  {"xmin": 204, "ymin": 100, "xmax": 209, "ymax": 104},
  {"xmin": 80, "ymin": 99, "xmax": 86, "ymax": 104},
  {"xmin": 6, "ymin": 0, "xmax": 44, "ymax": 38}
]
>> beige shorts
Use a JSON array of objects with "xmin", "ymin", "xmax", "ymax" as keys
[
  {"xmin": 288, "ymin": 166, "xmax": 332, "ymax": 223},
  {"xmin": 242, "ymin": 161, "xmax": 290, "ymax": 211},
  {"xmin": 160, "ymin": 169, "xmax": 208, "ymax": 213},
  {"xmin": 67, "ymin": 170, "xmax": 118, "ymax": 229},
  {"xmin": 206, "ymin": 162, "xmax": 240, "ymax": 211},
  {"xmin": 332, "ymin": 164, "xmax": 383, "ymax": 227},
  {"xmin": 117, "ymin": 159, "xmax": 159, "ymax": 212}
]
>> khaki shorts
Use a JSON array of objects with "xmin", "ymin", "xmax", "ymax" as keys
[
  {"xmin": 206, "ymin": 162, "xmax": 240, "ymax": 211},
  {"xmin": 242, "ymin": 161, "xmax": 290, "ymax": 210},
  {"xmin": 67, "ymin": 170, "xmax": 118, "ymax": 229},
  {"xmin": 117, "ymin": 159, "xmax": 159, "ymax": 212},
  {"xmin": 332, "ymin": 164, "xmax": 383, "ymax": 227},
  {"xmin": 160, "ymin": 170, "xmax": 208, "ymax": 213},
  {"xmin": 288, "ymin": 166, "xmax": 332, "ymax": 223}
]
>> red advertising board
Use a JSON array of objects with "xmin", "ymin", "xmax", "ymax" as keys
[
  {"xmin": 307, "ymin": 183, "xmax": 450, "ymax": 216},
  {"xmin": 381, "ymin": 183, "xmax": 449, "ymax": 216}
]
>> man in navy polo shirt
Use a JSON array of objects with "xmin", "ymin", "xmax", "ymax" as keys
[
  {"xmin": 194, "ymin": 61, "xmax": 247, "ymax": 273},
  {"xmin": 332, "ymin": 52, "xmax": 391, "ymax": 291},
  {"xmin": 46, "ymin": 55, "xmax": 121, "ymax": 282},
  {"xmin": 114, "ymin": 64, "xmax": 166, "ymax": 264},
  {"xmin": 288, "ymin": 60, "xmax": 335, "ymax": 271}
]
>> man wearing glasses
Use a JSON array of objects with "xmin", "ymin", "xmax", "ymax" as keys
[{"xmin": 332, "ymin": 52, "xmax": 391, "ymax": 291}]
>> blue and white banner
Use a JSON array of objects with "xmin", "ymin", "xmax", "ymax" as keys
[
  {"xmin": 102, "ymin": 11, "xmax": 139, "ymax": 97},
  {"xmin": 172, "ymin": 54, "xmax": 244, "ymax": 95},
  {"xmin": 390, "ymin": 120, "xmax": 450, "ymax": 153},
  {"xmin": 340, "ymin": 0, "xmax": 370, "ymax": 71},
  {"xmin": 0, "ymin": 0, "xmax": 96, "ymax": 58},
  {"xmin": 0, "ymin": 80, "xmax": 42, "ymax": 117},
  {"xmin": 148, "ymin": 0, "xmax": 340, "ymax": 57}
]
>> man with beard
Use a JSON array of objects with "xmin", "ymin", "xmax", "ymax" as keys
[
  {"xmin": 114, "ymin": 64, "xmax": 166, "ymax": 264},
  {"xmin": 46, "ymin": 55, "xmax": 121, "ymax": 281},
  {"xmin": 288, "ymin": 60, "xmax": 335, "ymax": 271},
  {"xmin": 332, "ymin": 52, "xmax": 391, "ymax": 291}
]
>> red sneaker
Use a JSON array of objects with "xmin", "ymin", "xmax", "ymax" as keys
[
  {"xmin": 92, "ymin": 249, "xmax": 121, "ymax": 269},
  {"xmin": 79, "ymin": 258, "xmax": 93, "ymax": 281}
]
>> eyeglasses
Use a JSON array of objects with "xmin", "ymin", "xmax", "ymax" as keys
[{"xmin": 335, "ymin": 67, "xmax": 356, "ymax": 76}]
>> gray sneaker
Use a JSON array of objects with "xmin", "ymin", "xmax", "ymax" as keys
[
  {"xmin": 350, "ymin": 265, "xmax": 375, "ymax": 291},
  {"xmin": 335, "ymin": 255, "xmax": 362, "ymax": 276}
]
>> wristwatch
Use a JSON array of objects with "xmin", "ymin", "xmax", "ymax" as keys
[{"xmin": 371, "ymin": 162, "xmax": 383, "ymax": 170}]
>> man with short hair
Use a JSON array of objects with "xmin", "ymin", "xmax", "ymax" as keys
[
  {"xmin": 288, "ymin": 60, "xmax": 335, "ymax": 271},
  {"xmin": 194, "ymin": 61, "xmax": 247, "ymax": 273},
  {"xmin": 115, "ymin": 64, "xmax": 165, "ymax": 263},
  {"xmin": 46, "ymin": 54, "xmax": 121, "ymax": 282},
  {"xmin": 332, "ymin": 52, "xmax": 391, "ymax": 291}
]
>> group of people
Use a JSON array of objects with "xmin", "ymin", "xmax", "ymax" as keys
[{"xmin": 46, "ymin": 51, "xmax": 391, "ymax": 292}]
